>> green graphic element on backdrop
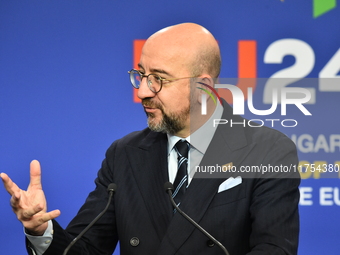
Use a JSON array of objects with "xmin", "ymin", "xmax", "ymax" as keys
[{"xmin": 313, "ymin": 0, "xmax": 337, "ymax": 18}]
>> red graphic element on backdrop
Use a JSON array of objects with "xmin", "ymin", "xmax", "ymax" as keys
[
  {"xmin": 217, "ymin": 40, "xmax": 257, "ymax": 104},
  {"xmin": 133, "ymin": 40, "xmax": 145, "ymax": 103}
]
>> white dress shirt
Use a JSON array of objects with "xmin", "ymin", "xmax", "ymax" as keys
[{"xmin": 167, "ymin": 102, "xmax": 223, "ymax": 184}]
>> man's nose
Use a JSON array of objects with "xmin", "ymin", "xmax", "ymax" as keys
[{"xmin": 137, "ymin": 78, "xmax": 156, "ymax": 100}]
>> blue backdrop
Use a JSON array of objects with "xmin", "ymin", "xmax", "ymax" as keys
[{"xmin": 1, "ymin": 1, "xmax": 339, "ymax": 254}]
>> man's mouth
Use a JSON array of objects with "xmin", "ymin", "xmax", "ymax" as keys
[
  {"xmin": 144, "ymin": 106, "xmax": 158, "ymax": 113},
  {"xmin": 142, "ymin": 99, "xmax": 162, "ymax": 113}
]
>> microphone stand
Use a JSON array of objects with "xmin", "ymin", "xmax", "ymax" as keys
[
  {"xmin": 63, "ymin": 183, "xmax": 117, "ymax": 255},
  {"xmin": 164, "ymin": 182, "xmax": 230, "ymax": 255}
]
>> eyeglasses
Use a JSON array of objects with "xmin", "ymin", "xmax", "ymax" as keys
[{"xmin": 128, "ymin": 69, "xmax": 197, "ymax": 93}]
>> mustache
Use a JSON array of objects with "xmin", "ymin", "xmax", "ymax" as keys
[{"xmin": 142, "ymin": 99, "xmax": 162, "ymax": 109}]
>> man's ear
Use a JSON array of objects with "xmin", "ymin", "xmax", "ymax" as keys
[{"xmin": 195, "ymin": 76, "xmax": 215, "ymax": 104}]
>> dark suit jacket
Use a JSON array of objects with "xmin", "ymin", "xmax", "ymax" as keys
[{"xmin": 27, "ymin": 101, "xmax": 300, "ymax": 255}]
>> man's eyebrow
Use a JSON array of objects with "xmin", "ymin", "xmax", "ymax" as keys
[
  {"xmin": 137, "ymin": 64, "xmax": 172, "ymax": 76},
  {"xmin": 149, "ymin": 68, "xmax": 171, "ymax": 76},
  {"xmin": 137, "ymin": 63, "xmax": 145, "ymax": 71}
]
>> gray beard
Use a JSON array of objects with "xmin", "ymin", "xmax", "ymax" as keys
[{"xmin": 146, "ymin": 107, "xmax": 190, "ymax": 135}]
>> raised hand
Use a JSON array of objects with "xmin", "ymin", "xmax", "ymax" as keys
[{"xmin": 0, "ymin": 160, "xmax": 60, "ymax": 235}]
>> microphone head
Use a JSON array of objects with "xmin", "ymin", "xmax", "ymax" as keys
[
  {"xmin": 164, "ymin": 182, "xmax": 174, "ymax": 193},
  {"xmin": 107, "ymin": 183, "xmax": 117, "ymax": 193}
]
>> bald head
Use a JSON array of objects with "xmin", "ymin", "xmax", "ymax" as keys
[
  {"xmin": 143, "ymin": 23, "xmax": 221, "ymax": 78},
  {"xmin": 137, "ymin": 23, "xmax": 220, "ymax": 137}
]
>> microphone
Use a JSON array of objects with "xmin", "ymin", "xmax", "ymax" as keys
[
  {"xmin": 63, "ymin": 183, "xmax": 117, "ymax": 255},
  {"xmin": 164, "ymin": 182, "xmax": 230, "ymax": 255}
]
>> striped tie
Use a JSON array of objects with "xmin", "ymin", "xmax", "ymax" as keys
[{"xmin": 172, "ymin": 140, "xmax": 190, "ymax": 207}]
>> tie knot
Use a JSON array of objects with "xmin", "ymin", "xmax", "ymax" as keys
[{"xmin": 174, "ymin": 140, "xmax": 190, "ymax": 159}]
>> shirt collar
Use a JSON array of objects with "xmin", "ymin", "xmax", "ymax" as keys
[{"xmin": 167, "ymin": 102, "xmax": 223, "ymax": 155}]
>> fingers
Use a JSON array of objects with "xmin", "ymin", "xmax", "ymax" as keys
[
  {"xmin": 23, "ymin": 210, "xmax": 61, "ymax": 235},
  {"xmin": 1, "ymin": 161, "xmax": 60, "ymax": 235},
  {"xmin": 0, "ymin": 172, "xmax": 20, "ymax": 196},
  {"xmin": 9, "ymin": 191, "xmax": 21, "ymax": 209},
  {"xmin": 1, "ymin": 160, "xmax": 42, "ymax": 194},
  {"xmin": 13, "ymin": 199, "xmax": 44, "ymax": 220},
  {"xmin": 17, "ymin": 204, "xmax": 60, "ymax": 224},
  {"xmin": 28, "ymin": 160, "xmax": 42, "ymax": 190},
  {"xmin": 28, "ymin": 209, "xmax": 61, "ymax": 224},
  {"xmin": 46, "ymin": 209, "xmax": 61, "ymax": 221}
]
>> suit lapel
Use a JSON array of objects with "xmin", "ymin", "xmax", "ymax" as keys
[
  {"xmin": 125, "ymin": 131, "xmax": 173, "ymax": 242},
  {"xmin": 158, "ymin": 101, "xmax": 256, "ymax": 253}
]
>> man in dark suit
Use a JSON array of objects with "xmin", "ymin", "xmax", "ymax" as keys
[{"xmin": 1, "ymin": 23, "xmax": 300, "ymax": 255}]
